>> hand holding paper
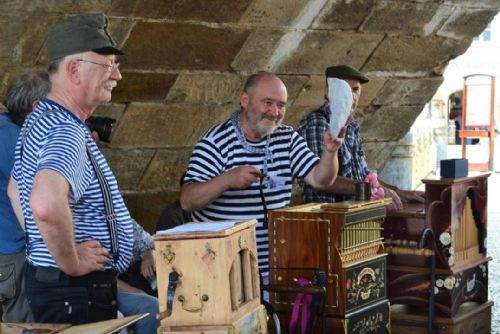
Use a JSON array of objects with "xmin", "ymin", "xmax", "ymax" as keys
[{"xmin": 328, "ymin": 78, "xmax": 353, "ymax": 138}]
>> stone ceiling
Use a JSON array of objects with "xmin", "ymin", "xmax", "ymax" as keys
[{"xmin": 1, "ymin": 0, "xmax": 499, "ymax": 232}]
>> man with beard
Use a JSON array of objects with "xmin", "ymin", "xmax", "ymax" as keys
[
  {"xmin": 180, "ymin": 71, "xmax": 346, "ymax": 275},
  {"xmin": 7, "ymin": 13, "xmax": 134, "ymax": 324}
]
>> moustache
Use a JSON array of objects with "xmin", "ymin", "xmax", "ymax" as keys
[{"xmin": 104, "ymin": 81, "xmax": 117, "ymax": 90}]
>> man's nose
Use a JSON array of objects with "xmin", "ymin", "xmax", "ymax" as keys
[
  {"xmin": 268, "ymin": 104, "xmax": 281, "ymax": 117},
  {"xmin": 110, "ymin": 67, "xmax": 122, "ymax": 80}
]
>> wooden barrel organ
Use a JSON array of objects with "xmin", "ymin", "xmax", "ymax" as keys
[
  {"xmin": 268, "ymin": 200, "xmax": 391, "ymax": 333},
  {"xmin": 384, "ymin": 173, "xmax": 492, "ymax": 333}
]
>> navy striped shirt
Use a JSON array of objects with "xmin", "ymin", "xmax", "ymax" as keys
[
  {"xmin": 12, "ymin": 99, "xmax": 133, "ymax": 272},
  {"xmin": 183, "ymin": 114, "xmax": 319, "ymax": 271}
]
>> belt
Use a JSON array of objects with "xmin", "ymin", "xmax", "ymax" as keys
[{"xmin": 28, "ymin": 264, "xmax": 117, "ymax": 285}]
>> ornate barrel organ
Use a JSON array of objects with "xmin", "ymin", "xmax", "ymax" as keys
[
  {"xmin": 384, "ymin": 173, "xmax": 491, "ymax": 318},
  {"xmin": 268, "ymin": 200, "xmax": 391, "ymax": 333}
]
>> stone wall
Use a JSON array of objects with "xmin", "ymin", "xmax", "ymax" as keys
[{"xmin": 1, "ymin": 1, "xmax": 499, "ymax": 233}]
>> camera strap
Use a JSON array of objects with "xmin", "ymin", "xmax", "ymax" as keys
[{"xmin": 86, "ymin": 145, "xmax": 120, "ymax": 261}]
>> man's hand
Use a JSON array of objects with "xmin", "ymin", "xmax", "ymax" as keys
[
  {"xmin": 140, "ymin": 250, "xmax": 156, "ymax": 279},
  {"xmin": 397, "ymin": 189, "xmax": 425, "ymax": 203},
  {"xmin": 224, "ymin": 165, "xmax": 262, "ymax": 189},
  {"xmin": 180, "ymin": 165, "xmax": 262, "ymax": 212},
  {"xmin": 384, "ymin": 188, "xmax": 403, "ymax": 211},
  {"xmin": 323, "ymin": 125, "xmax": 346, "ymax": 153},
  {"xmin": 75, "ymin": 240, "xmax": 111, "ymax": 275}
]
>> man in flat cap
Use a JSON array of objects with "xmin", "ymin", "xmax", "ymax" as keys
[
  {"xmin": 8, "ymin": 13, "xmax": 134, "ymax": 325},
  {"xmin": 297, "ymin": 65, "xmax": 424, "ymax": 209}
]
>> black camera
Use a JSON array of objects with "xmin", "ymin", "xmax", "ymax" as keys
[{"xmin": 85, "ymin": 116, "xmax": 116, "ymax": 143}]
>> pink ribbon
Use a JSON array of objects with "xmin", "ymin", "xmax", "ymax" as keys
[
  {"xmin": 364, "ymin": 172, "xmax": 385, "ymax": 200},
  {"xmin": 289, "ymin": 278, "xmax": 312, "ymax": 334}
]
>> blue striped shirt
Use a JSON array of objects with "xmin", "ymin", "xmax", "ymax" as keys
[
  {"xmin": 183, "ymin": 114, "xmax": 319, "ymax": 271},
  {"xmin": 12, "ymin": 99, "xmax": 133, "ymax": 272}
]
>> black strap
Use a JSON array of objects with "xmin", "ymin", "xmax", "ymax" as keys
[
  {"xmin": 86, "ymin": 146, "xmax": 119, "ymax": 261},
  {"xmin": 166, "ymin": 270, "xmax": 179, "ymax": 317},
  {"xmin": 258, "ymin": 173, "xmax": 268, "ymax": 229}
]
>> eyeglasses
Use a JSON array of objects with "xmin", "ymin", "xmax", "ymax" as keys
[{"xmin": 76, "ymin": 59, "xmax": 120, "ymax": 72}]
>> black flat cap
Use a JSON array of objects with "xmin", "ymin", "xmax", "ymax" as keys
[
  {"xmin": 325, "ymin": 65, "xmax": 369, "ymax": 84},
  {"xmin": 47, "ymin": 13, "xmax": 124, "ymax": 62}
]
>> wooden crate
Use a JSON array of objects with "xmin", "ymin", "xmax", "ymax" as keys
[
  {"xmin": 160, "ymin": 304, "xmax": 267, "ymax": 334},
  {"xmin": 391, "ymin": 300, "xmax": 493, "ymax": 334},
  {"xmin": 154, "ymin": 220, "xmax": 261, "ymax": 327}
]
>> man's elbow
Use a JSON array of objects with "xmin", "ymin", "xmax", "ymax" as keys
[
  {"xmin": 29, "ymin": 193, "xmax": 53, "ymax": 223},
  {"xmin": 179, "ymin": 187, "xmax": 194, "ymax": 212}
]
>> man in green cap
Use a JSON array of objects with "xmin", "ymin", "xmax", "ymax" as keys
[
  {"xmin": 8, "ymin": 13, "xmax": 134, "ymax": 325},
  {"xmin": 297, "ymin": 65, "xmax": 424, "ymax": 209}
]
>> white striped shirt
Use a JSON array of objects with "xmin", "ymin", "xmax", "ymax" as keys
[
  {"xmin": 184, "ymin": 114, "xmax": 320, "ymax": 271},
  {"xmin": 12, "ymin": 99, "xmax": 133, "ymax": 272}
]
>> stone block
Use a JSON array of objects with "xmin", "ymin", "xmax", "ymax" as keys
[
  {"xmin": 358, "ymin": 105, "xmax": 424, "ymax": 141},
  {"xmin": 438, "ymin": 8, "xmax": 499, "ymax": 39},
  {"xmin": 239, "ymin": 0, "xmax": 310, "ymax": 27},
  {"xmin": 292, "ymin": 75, "xmax": 325, "ymax": 108},
  {"xmin": 121, "ymin": 22, "xmax": 249, "ymax": 71},
  {"xmin": 110, "ymin": 103, "xmax": 233, "ymax": 148},
  {"xmin": 283, "ymin": 105, "xmax": 312, "ymax": 130},
  {"xmin": 165, "ymin": 72, "xmax": 242, "ymax": 105},
  {"xmin": 110, "ymin": 0, "xmax": 251, "ymax": 23},
  {"xmin": 112, "ymin": 72, "xmax": 177, "ymax": 102},
  {"xmin": 280, "ymin": 74, "xmax": 310, "ymax": 105},
  {"xmin": 363, "ymin": 140, "xmax": 399, "ymax": 172},
  {"xmin": 100, "ymin": 148, "xmax": 155, "ymax": 191},
  {"xmin": 275, "ymin": 31, "xmax": 384, "ymax": 75},
  {"xmin": 138, "ymin": 148, "xmax": 193, "ymax": 192},
  {"xmin": 107, "ymin": 17, "xmax": 135, "ymax": 50},
  {"xmin": 358, "ymin": 78, "xmax": 386, "ymax": 108},
  {"xmin": 362, "ymin": 1, "xmax": 441, "ymax": 36},
  {"xmin": 93, "ymin": 103, "xmax": 127, "ymax": 124},
  {"xmin": 373, "ymin": 78, "xmax": 443, "ymax": 106},
  {"xmin": 364, "ymin": 36, "xmax": 469, "ymax": 73},
  {"xmin": 231, "ymin": 30, "xmax": 284, "ymax": 72},
  {"xmin": 317, "ymin": 0, "xmax": 375, "ymax": 30},
  {"xmin": 123, "ymin": 191, "xmax": 180, "ymax": 234}
]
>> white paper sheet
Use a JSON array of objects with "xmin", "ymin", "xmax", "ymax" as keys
[
  {"xmin": 156, "ymin": 221, "xmax": 239, "ymax": 235},
  {"xmin": 328, "ymin": 77, "xmax": 353, "ymax": 138}
]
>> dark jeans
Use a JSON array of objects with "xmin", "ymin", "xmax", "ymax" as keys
[{"xmin": 25, "ymin": 264, "xmax": 117, "ymax": 324}]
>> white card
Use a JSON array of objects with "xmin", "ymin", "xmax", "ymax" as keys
[{"xmin": 328, "ymin": 78, "xmax": 353, "ymax": 138}]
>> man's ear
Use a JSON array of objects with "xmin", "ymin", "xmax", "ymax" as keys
[
  {"xmin": 240, "ymin": 91, "xmax": 249, "ymax": 109},
  {"xmin": 66, "ymin": 59, "xmax": 80, "ymax": 84}
]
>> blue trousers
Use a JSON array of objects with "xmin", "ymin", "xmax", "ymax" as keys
[{"xmin": 117, "ymin": 291, "xmax": 159, "ymax": 334}]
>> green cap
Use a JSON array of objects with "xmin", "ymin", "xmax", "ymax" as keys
[
  {"xmin": 325, "ymin": 65, "xmax": 369, "ymax": 84},
  {"xmin": 47, "ymin": 13, "xmax": 124, "ymax": 62}
]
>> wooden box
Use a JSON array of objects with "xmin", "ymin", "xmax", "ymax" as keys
[
  {"xmin": 391, "ymin": 300, "xmax": 493, "ymax": 334},
  {"xmin": 268, "ymin": 200, "xmax": 389, "ymax": 316},
  {"xmin": 383, "ymin": 173, "xmax": 491, "ymax": 316},
  {"xmin": 154, "ymin": 220, "xmax": 261, "ymax": 327},
  {"xmin": 160, "ymin": 304, "xmax": 267, "ymax": 334}
]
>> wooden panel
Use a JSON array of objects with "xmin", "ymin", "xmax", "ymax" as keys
[
  {"xmin": 160, "ymin": 304, "xmax": 267, "ymax": 334},
  {"xmin": 391, "ymin": 301, "xmax": 493, "ymax": 334}
]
